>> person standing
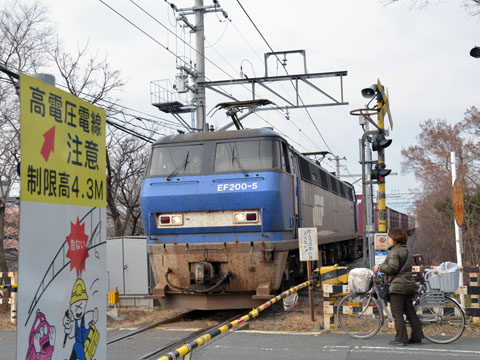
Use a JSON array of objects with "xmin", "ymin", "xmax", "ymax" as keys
[{"xmin": 373, "ymin": 228, "xmax": 423, "ymax": 346}]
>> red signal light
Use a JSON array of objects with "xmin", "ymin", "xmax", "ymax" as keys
[
  {"xmin": 160, "ymin": 216, "xmax": 170, "ymax": 224},
  {"xmin": 246, "ymin": 213, "xmax": 257, "ymax": 221}
]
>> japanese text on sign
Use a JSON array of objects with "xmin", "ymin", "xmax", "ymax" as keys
[
  {"xmin": 20, "ymin": 73, "xmax": 106, "ymax": 207},
  {"xmin": 298, "ymin": 227, "xmax": 319, "ymax": 261}
]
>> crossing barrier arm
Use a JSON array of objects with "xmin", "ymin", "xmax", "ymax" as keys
[{"xmin": 156, "ymin": 279, "xmax": 317, "ymax": 360}]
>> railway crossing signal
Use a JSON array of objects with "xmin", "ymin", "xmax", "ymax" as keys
[
  {"xmin": 371, "ymin": 164, "xmax": 391, "ymax": 181},
  {"xmin": 372, "ymin": 133, "xmax": 392, "ymax": 152},
  {"xmin": 371, "ymin": 132, "xmax": 392, "ymax": 182}
]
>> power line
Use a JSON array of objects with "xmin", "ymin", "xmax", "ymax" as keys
[
  {"xmin": 235, "ymin": 0, "xmax": 335, "ymax": 155},
  {"xmin": 125, "ymin": 1, "xmax": 312, "ymax": 142},
  {"xmin": 107, "ymin": 117, "xmax": 154, "ymax": 143},
  {"xmin": 98, "ymin": 0, "xmax": 332, "ymax": 158},
  {"xmin": 54, "ymin": 83, "xmax": 181, "ymax": 129},
  {"xmin": 127, "ymin": 0, "xmax": 236, "ymax": 82}
]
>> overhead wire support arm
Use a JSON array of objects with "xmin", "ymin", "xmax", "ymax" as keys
[
  {"xmin": 199, "ymin": 71, "xmax": 347, "ymax": 87},
  {"xmin": 264, "ymin": 49, "xmax": 307, "ymax": 76},
  {"xmin": 199, "ymin": 70, "xmax": 348, "ymax": 112}
]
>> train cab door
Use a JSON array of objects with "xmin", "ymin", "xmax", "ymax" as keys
[{"xmin": 281, "ymin": 142, "xmax": 299, "ymax": 235}]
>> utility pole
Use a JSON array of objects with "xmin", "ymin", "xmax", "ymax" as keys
[
  {"xmin": 328, "ymin": 155, "xmax": 346, "ymax": 176},
  {"xmin": 194, "ymin": 0, "xmax": 206, "ymax": 131},
  {"xmin": 364, "ymin": 121, "xmax": 375, "ymax": 268},
  {"xmin": 152, "ymin": 2, "xmax": 348, "ymax": 133},
  {"xmin": 161, "ymin": 1, "xmax": 228, "ymax": 132},
  {"xmin": 359, "ymin": 128, "xmax": 377, "ymax": 268}
]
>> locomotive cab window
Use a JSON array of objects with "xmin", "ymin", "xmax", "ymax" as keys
[
  {"xmin": 281, "ymin": 142, "xmax": 291, "ymax": 173},
  {"xmin": 149, "ymin": 144, "xmax": 204, "ymax": 176},
  {"xmin": 214, "ymin": 139, "xmax": 281, "ymax": 172}
]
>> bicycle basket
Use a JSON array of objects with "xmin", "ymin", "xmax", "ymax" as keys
[
  {"xmin": 425, "ymin": 265, "xmax": 460, "ymax": 293},
  {"xmin": 348, "ymin": 268, "xmax": 374, "ymax": 294},
  {"xmin": 421, "ymin": 290, "xmax": 445, "ymax": 307}
]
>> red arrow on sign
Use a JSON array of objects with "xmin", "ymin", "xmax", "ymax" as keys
[{"xmin": 41, "ymin": 126, "xmax": 55, "ymax": 162}]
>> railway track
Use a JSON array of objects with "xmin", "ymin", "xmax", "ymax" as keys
[
  {"xmin": 135, "ymin": 311, "xmax": 247, "ymax": 360},
  {"xmin": 107, "ymin": 309, "xmax": 247, "ymax": 359},
  {"xmin": 107, "ymin": 310, "xmax": 197, "ymax": 345}
]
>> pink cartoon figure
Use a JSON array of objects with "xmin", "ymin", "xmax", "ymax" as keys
[{"xmin": 25, "ymin": 310, "xmax": 56, "ymax": 360}]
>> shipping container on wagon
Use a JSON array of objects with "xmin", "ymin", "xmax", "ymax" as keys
[{"xmin": 356, "ymin": 195, "xmax": 415, "ymax": 236}]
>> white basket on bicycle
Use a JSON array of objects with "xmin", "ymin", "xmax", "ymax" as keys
[
  {"xmin": 348, "ymin": 268, "xmax": 374, "ymax": 294},
  {"xmin": 425, "ymin": 262, "xmax": 460, "ymax": 294}
]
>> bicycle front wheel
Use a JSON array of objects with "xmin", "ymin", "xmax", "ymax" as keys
[
  {"xmin": 417, "ymin": 295, "xmax": 465, "ymax": 344},
  {"xmin": 337, "ymin": 293, "xmax": 383, "ymax": 339}
]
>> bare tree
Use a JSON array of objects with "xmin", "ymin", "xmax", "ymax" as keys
[
  {"xmin": 0, "ymin": 0, "xmax": 54, "ymax": 273},
  {"xmin": 107, "ymin": 133, "xmax": 150, "ymax": 237},
  {"xmin": 0, "ymin": 0, "xmax": 152, "ymax": 278},
  {"xmin": 401, "ymin": 113, "xmax": 480, "ymax": 265},
  {"xmin": 383, "ymin": 0, "xmax": 480, "ymax": 15}
]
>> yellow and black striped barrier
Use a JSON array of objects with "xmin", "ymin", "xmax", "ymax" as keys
[
  {"xmin": 157, "ymin": 279, "xmax": 316, "ymax": 360},
  {"xmin": 0, "ymin": 283, "xmax": 18, "ymax": 291},
  {"xmin": 0, "ymin": 272, "xmax": 18, "ymax": 324}
]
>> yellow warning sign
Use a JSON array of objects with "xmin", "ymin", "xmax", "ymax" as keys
[
  {"xmin": 452, "ymin": 179, "xmax": 464, "ymax": 227},
  {"xmin": 20, "ymin": 73, "xmax": 106, "ymax": 207}
]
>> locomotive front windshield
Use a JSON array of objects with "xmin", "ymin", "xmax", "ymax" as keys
[
  {"xmin": 149, "ymin": 144, "xmax": 203, "ymax": 177},
  {"xmin": 148, "ymin": 138, "xmax": 282, "ymax": 177},
  {"xmin": 214, "ymin": 139, "xmax": 280, "ymax": 172}
]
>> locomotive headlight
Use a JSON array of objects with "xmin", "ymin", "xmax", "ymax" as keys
[
  {"xmin": 233, "ymin": 211, "xmax": 258, "ymax": 224},
  {"xmin": 158, "ymin": 214, "xmax": 183, "ymax": 226},
  {"xmin": 234, "ymin": 213, "xmax": 246, "ymax": 223},
  {"xmin": 171, "ymin": 215, "xmax": 183, "ymax": 225}
]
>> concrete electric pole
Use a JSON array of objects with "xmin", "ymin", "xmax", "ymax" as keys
[{"xmin": 194, "ymin": 0, "xmax": 206, "ymax": 131}]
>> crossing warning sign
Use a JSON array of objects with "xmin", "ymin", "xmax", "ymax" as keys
[
  {"xmin": 374, "ymin": 232, "xmax": 389, "ymax": 251},
  {"xmin": 18, "ymin": 74, "xmax": 107, "ymax": 360},
  {"xmin": 20, "ymin": 73, "xmax": 106, "ymax": 207}
]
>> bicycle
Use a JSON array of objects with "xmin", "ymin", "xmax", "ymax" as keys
[{"xmin": 336, "ymin": 274, "xmax": 466, "ymax": 343}]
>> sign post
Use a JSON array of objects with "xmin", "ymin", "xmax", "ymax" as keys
[
  {"xmin": 17, "ymin": 73, "xmax": 107, "ymax": 360},
  {"xmin": 298, "ymin": 228, "xmax": 319, "ymax": 321},
  {"xmin": 451, "ymin": 152, "xmax": 464, "ymax": 309}
]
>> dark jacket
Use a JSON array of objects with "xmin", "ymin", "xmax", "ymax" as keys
[{"xmin": 379, "ymin": 243, "xmax": 417, "ymax": 295}]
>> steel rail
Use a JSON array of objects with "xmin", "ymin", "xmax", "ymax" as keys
[{"xmin": 107, "ymin": 310, "xmax": 196, "ymax": 345}]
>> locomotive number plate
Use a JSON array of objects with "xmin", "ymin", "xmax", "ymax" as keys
[{"xmin": 216, "ymin": 182, "xmax": 258, "ymax": 192}]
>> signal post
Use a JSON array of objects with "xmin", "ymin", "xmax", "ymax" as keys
[
  {"xmin": 374, "ymin": 81, "xmax": 392, "ymax": 232},
  {"xmin": 352, "ymin": 79, "xmax": 392, "ymax": 268}
]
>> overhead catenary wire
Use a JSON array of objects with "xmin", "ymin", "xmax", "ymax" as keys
[
  {"xmin": 235, "ymin": 0, "xmax": 337, "ymax": 155},
  {"xmin": 98, "ymin": 0, "xmax": 337, "ymax": 165},
  {"xmin": 107, "ymin": 117, "xmax": 155, "ymax": 143},
  {"xmin": 1, "ymin": 63, "xmax": 162, "ymax": 142},
  {"xmin": 117, "ymin": 0, "xmax": 323, "ymax": 153},
  {"xmin": 235, "ymin": 1, "xmax": 358, "ymax": 176}
]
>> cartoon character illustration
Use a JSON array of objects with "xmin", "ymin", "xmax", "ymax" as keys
[
  {"xmin": 25, "ymin": 310, "xmax": 56, "ymax": 360},
  {"xmin": 63, "ymin": 278, "xmax": 99, "ymax": 360}
]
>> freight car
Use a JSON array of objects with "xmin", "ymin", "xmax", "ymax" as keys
[
  {"xmin": 356, "ymin": 195, "xmax": 415, "ymax": 236},
  {"xmin": 140, "ymin": 128, "xmax": 361, "ymax": 309}
]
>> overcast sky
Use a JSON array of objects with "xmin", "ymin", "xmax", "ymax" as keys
[{"xmin": 26, "ymin": 0, "xmax": 480, "ymax": 212}]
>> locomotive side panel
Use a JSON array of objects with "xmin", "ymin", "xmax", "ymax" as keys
[{"xmin": 298, "ymin": 180, "xmax": 356, "ymax": 244}]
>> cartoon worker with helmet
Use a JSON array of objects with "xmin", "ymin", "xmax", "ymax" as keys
[{"xmin": 63, "ymin": 278, "xmax": 99, "ymax": 360}]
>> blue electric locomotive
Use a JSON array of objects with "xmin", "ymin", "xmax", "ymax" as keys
[{"xmin": 140, "ymin": 128, "xmax": 360, "ymax": 309}]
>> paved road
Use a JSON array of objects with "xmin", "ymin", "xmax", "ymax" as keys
[{"xmin": 2, "ymin": 329, "xmax": 480, "ymax": 360}]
